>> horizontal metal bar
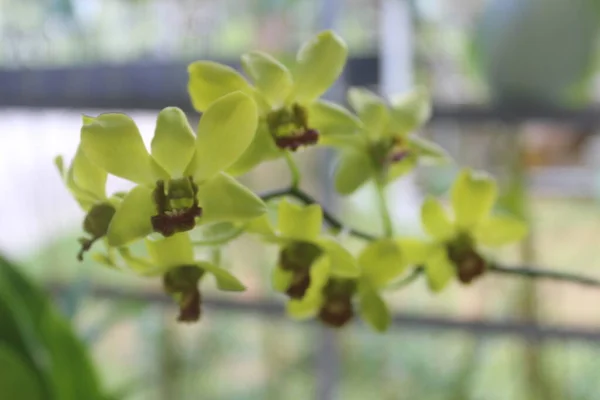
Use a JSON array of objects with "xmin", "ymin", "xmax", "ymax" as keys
[
  {"xmin": 0, "ymin": 56, "xmax": 378, "ymax": 111},
  {"xmin": 5, "ymin": 58, "xmax": 600, "ymax": 125},
  {"xmin": 49, "ymin": 284, "xmax": 600, "ymax": 343}
]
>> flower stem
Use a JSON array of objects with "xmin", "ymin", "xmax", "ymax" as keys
[
  {"xmin": 283, "ymin": 151, "xmax": 301, "ymax": 189},
  {"xmin": 375, "ymin": 179, "xmax": 394, "ymax": 238}
]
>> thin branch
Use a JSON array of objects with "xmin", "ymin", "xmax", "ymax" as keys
[
  {"xmin": 489, "ymin": 264, "xmax": 600, "ymax": 288},
  {"xmin": 259, "ymin": 187, "xmax": 600, "ymax": 289},
  {"xmin": 260, "ymin": 186, "xmax": 377, "ymax": 241}
]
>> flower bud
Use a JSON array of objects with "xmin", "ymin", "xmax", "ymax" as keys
[{"xmin": 77, "ymin": 202, "xmax": 116, "ymax": 261}]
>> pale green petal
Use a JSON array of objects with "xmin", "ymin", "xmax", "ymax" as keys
[
  {"xmin": 145, "ymin": 232, "xmax": 195, "ymax": 270},
  {"xmin": 151, "ymin": 107, "xmax": 196, "ymax": 177},
  {"xmin": 193, "ymin": 91, "xmax": 259, "ymax": 180},
  {"xmin": 315, "ymin": 237, "xmax": 360, "ymax": 277},
  {"xmin": 347, "ymin": 87, "xmax": 390, "ymax": 139},
  {"xmin": 287, "ymin": 255, "xmax": 330, "ymax": 319},
  {"xmin": 358, "ymin": 282, "xmax": 391, "ymax": 332},
  {"xmin": 387, "ymin": 156, "xmax": 417, "ymax": 182},
  {"xmin": 474, "ymin": 214, "xmax": 528, "ymax": 247},
  {"xmin": 277, "ymin": 200, "xmax": 322, "ymax": 241},
  {"xmin": 333, "ymin": 149, "xmax": 374, "ymax": 195},
  {"xmin": 241, "ymin": 51, "xmax": 293, "ymax": 107},
  {"xmin": 187, "ymin": 61, "xmax": 253, "ymax": 111},
  {"xmin": 80, "ymin": 113, "xmax": 155, "ymax": 185},
  {"xmin": 197, "ymin": 172, "xmax": 266, "ymax": 224},
  {"xmin": 272, "ymin": 267, "xmax": 294, "ymax": 292},
  {"xmin": 451, "ymin": 169, "xmax": 498, "ymax": 229},
  {"xmin": 118, "ymin": 247, "xmax": 163, "ymax": 276},
  {"xmin": 358, "ymin": 239, "xmax": 407, "ymax": 288},
  {"xmin": 292, "ymin": 30, "xmax": 348, "ymax": 103},
  {"xmin": 409, "ymin": 136, "xmax": 451, "ymax": 164},
  {"xmin": 245, "ymin": 214, "xmax": 281, "ymax": 243},
  {"xmin": 70, "ymin": 145, "xmax": 107, "ymax": 201},
  {"xmin": 197, "ymin": 261, "xmax": 246, "ymax": 292},
  {"xmin": 286, "ymin": 293, "xmax": 323, "ymax": 319},
  {"xmin": 106, "ymin": 185, "xmax": 155, "ymax": 246},
  {"xmin": 420, "ymin": 197, "xmax": 455, "ymax": 241},
  {"xmin": 425, "ymin": 247, "xmax": 455, "ymax": 293},
  {"xmin": 308, "ymin": 99, "xmax": 363, "ymax": 140},
  {"xmin": 396, "ymin": 237, "xmax": 436, "ymax": 265},
  {"xmin": 389, "ymin": 87, "xmax": 431, "ymax": 134},
  {"xmin": 226, "ymin": 122, "xmax": 282, "ymax": 176}
]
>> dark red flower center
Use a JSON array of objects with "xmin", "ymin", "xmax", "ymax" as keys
[
  {"xmin": 267, "ymin": 103, "xmax": 319, "ymax": 151},
  {"xmin": 151, "ymin": 177, "xmax": 203, "ymax": 237}
]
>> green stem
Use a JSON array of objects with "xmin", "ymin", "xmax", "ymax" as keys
[
  {"xmin": 283, "ymin": 151, "xmax": 301, "ymax": 189},
  {"xmin": 375, "ymin": 179, "xmax": 393, "ymax": 238}
]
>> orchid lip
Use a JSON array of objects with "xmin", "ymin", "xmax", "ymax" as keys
[{"xmin": 151, "ymin": 177, "xmax": 202, "ymax": 237}]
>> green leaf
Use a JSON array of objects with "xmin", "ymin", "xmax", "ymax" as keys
[
  {"xmin": 272, "ymin": 267, "xmax": 294, "ymax": 292},
  {"xmin": 389, "ymin": 87, "xmax": 431, "ymax": 134},
  {"xmin": 421, "ymin": 197, "xmax": 455, "ymax": 241},
  {"xmin": 0, "ymin": 345, "xmax": 43, "ymax": 400},
  {"xmin": 358, "ymin": 282, "xmax": 391, "ymax": 332},
  {"xmin": 451, "ymin": 168, "xmax": 498, "ymax": 229},
  {"xmin": 316, "ymin": 237, "xmax": 360, "ymax": 277},
  {"xmin": 0, "ymin": 255, "xmax": 105, "ymax": 400},
  {"xmin": 146, "ymin": 232, "xmax": 195, "ymax": 270},
  {"xmin": 151, "ymin": 107, "xmax": 196, "ymax": 177},
  {"xmin": 226, "ymin": 122, "xmax": 282, "ymax": 176},
  {"xmin": 359, "ymin": 239, "xmax": 407, "ymax": 288},
  {"xmin": 333, "ymin": 149, "xmax": 374, "ymax": 195},
  {"xmin": 106, "ymin": 185, "xmax": 155, "ymax": 246},
  {"xmin": 308, "ymin": 99, "xmax": 363, "ymax": 141},
  {"xmin": 474, "ymin": 214, "xmax": 528, "ymax": 247},
  {"xmin": 292, "ymin": 30, "xmax": 348, "ymax": 103},
  {"xmin": 347, "ymin": 87, "xmax": 390, "ymax": 139},
  {"xmin": 198, "ymin": 262, "xmax": 246, "ymax": 291},
  {"xmin": 241, "ymin": 51, "xmax": 293, "ymax": 107},
  {"xmin": 409, "ymin": 136, "xmax": 451, "ymax": 164},
  {"xmin": 80, "ymin": 113, "xmax": 157, "ymax": 185},
  {"xmin": 192, "ymin": 91, "xmax": 259, "ymax": 181},
  {"xmin": 396, "ymin": 238, "xmax": 436, "ymax": 265},
  {"xmin": 197, "ymin": 172, "xmax": 266, "ymax": 224},
  {"xmin": 187, "ymin": 61, "xmax": 253, "ymax": 111},
  {"xmin": 425, "ymin": 247, "xmax": 455, "ymax": 293},
  {"xmin": 277, "ymin": 200, "xmax": 322, "ymax": 241}
]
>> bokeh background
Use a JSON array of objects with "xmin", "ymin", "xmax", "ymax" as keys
[{"xmin": 2, "ymin": 0, "xmax": 600, "ymax": 399}]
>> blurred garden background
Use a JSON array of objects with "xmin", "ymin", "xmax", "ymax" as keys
[{"xmin": 3, "ymin": 0, "xmax": 600, "ymax": 399}]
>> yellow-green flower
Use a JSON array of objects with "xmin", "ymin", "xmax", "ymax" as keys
[
  {"xmin": 419, "ymin": 168, "xmax": 528, "ymax": 291},
  {"xmin": 247, "ymin": 199, "xmax": 359, "ymax": 300},
  {"xmin": 284, "ymin": 238, "xmax": 409, "ymax": 332},
  {"xmin": 105, "ymin": 231, "xmax": 245, "ymax": 322},
  {"xmin": 187, "ymin": 30, "xmax": 359, "ymax": 175},
  {"xmin": 78, "ymin": 92, "xmax": 266, "ymax": 247},
  {"xmin": 332, "ymin": 87, "xmax": 451, "ymax": 195}
]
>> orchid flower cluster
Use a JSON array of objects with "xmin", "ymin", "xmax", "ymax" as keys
[{"xmin": 55, "ymin": 31, "xmax": 527, "ymax": 332}]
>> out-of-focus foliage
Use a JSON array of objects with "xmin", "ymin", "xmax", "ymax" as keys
[{"xmin": 0, "ymin": 255, "xmax": 108, "ymax": 400}]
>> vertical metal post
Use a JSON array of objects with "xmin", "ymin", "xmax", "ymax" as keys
[
  {"xmin": 316, "ymin": 1, "xmax": 342, "ymax": 399},
  {"xmin": 378, "ymin": 1, "xmax": 415, "ymax": 398},
  {"xmin": 379, "ymin": 0, "xmax": 421, "ymax": 231}
]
